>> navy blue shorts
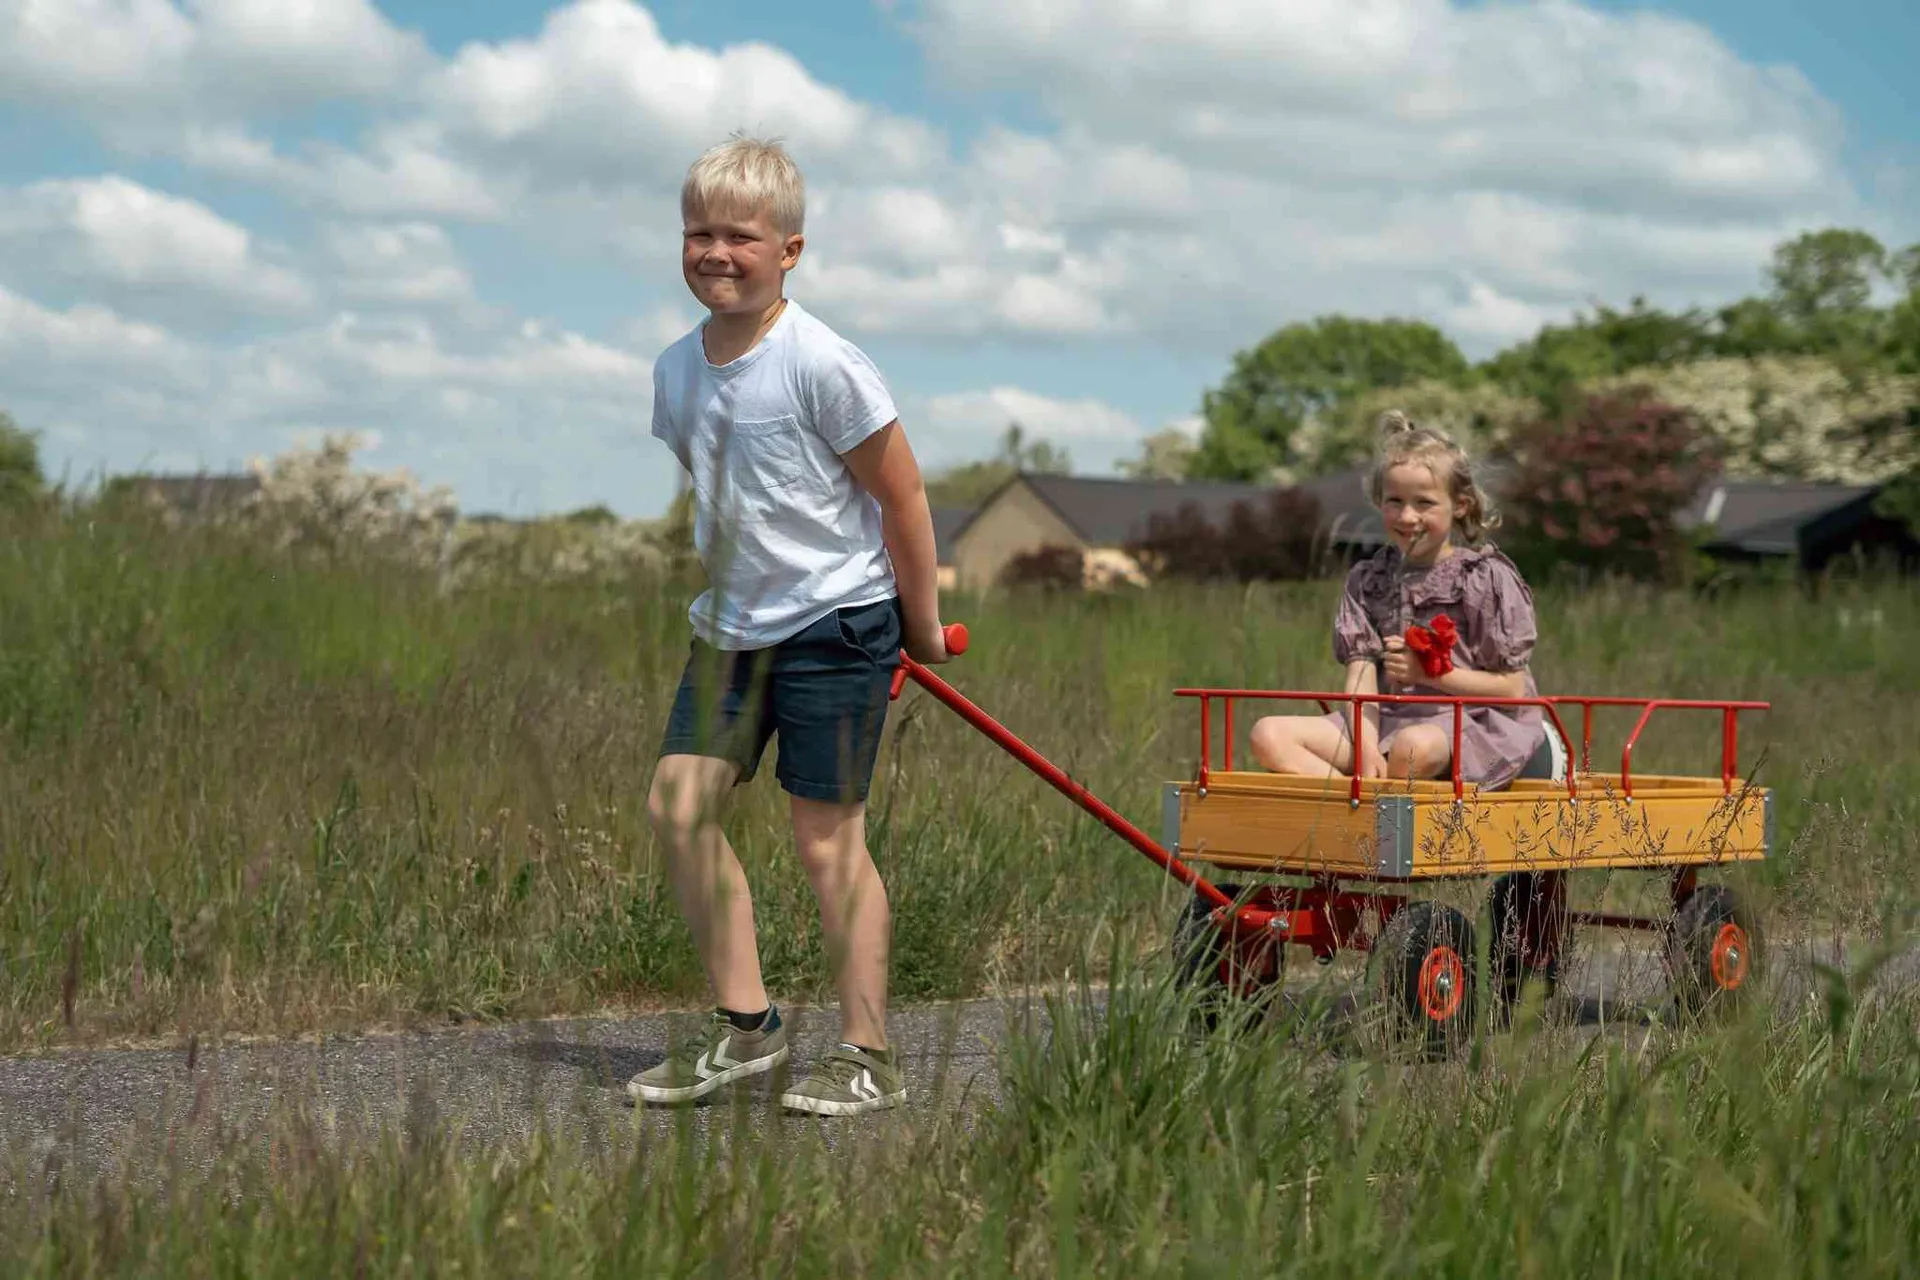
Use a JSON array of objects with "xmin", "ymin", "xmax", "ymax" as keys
[{"xmin": 658, "ymin": 597, "xmax": 902, "ymax": 804}]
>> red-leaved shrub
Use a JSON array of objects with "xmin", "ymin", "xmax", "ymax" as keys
[{"xmin": 1501, "ymin": 389, "xmax": 1721, "ymax": 582}]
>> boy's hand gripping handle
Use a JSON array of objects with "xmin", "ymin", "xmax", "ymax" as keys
[{"xmin": 890, "ymin": 623, "xmax": 969, "ymax": 700}]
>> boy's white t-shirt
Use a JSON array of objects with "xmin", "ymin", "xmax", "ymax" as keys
[{"xmin": 651, "ymin": 299, "xmax": 899, "ymax": 651}]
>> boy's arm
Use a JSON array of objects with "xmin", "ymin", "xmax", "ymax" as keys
[{"xmin": 840, "ymin": 421, "xmax": 948, "ymax": 663}]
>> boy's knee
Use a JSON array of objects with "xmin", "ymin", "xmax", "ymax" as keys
[
  {"xmin": 646, "ymin": 759, "xmax": 731, "ymax": 845},
  {"xmin": 790, "ymin": 801, "xmax": 868, "ymax": 876}
]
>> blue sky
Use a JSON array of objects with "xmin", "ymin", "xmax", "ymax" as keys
[{"xmin": 1, "ymin": 0, "xmax": 1913, "ymax": 519}]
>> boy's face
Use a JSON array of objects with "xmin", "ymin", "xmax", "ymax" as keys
[{"xmin": 682, "ymin": 204, "xmax": 804, "ymax": 317}]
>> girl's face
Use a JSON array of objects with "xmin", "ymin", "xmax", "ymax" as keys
[{"xmin": 1379, "ymin": 461, "xmax": 1465, "ymax": 563}]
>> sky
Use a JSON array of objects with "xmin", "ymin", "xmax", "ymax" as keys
[{"xmin": 2, "ymin": 0, "xmax": 1915, "ymax": 519}]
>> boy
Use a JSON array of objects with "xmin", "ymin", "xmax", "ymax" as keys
[{"xmin": 629, "ymin": 135, "xmax": 949, "ymax": 1116}]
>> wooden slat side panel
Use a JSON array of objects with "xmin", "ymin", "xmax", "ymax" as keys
[
  {"xmin": 1408, "ymin": 791, "xmax": 1768, "ymax": 875},
  {"xmin": 1175, "ymin": 788, "xmax": 1378, "ymax": 874}
]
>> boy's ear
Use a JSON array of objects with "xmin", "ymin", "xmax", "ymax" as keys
[{"xmin": 781, "ymin": 233, "xmax": 805, "ymax": 271}]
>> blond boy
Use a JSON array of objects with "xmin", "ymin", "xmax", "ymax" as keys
[{"xmin": 630, "ymin": 136, "xmax": 949, "ymax": 1115}]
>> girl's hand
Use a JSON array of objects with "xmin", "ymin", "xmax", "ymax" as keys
[
  {"xmin": 1358, "ymin": 748, "xmax": 1389, "ymax": 780},
  {"xmin": 1381, "ymin": 636, "xmax": 1420, "ymax": 688}
]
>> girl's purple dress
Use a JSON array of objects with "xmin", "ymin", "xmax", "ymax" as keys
[{"xmin": 1323, "ymin": 543, "xmax": 1546, "ymax": 790}]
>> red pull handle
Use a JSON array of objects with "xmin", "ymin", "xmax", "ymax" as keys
[{"xmin": 890, "ymin": 623, "xmax": 968, "ymax": 700}]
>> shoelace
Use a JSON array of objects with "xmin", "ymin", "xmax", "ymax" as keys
[{"xmin": 666, "ymin": 1014, "xmax": 730, "ymax": 1067}]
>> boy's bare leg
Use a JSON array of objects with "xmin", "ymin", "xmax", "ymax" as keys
[
  {"xmin": 646, "ymin": 754, "xmax": 770, "ymax": 1015},
  {"xmin": 790, "ymin": 795, "xmax": 889, "ymax": 1050}
]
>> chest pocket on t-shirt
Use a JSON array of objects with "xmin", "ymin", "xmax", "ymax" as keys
[{"xmin": 722, "ymin": 416, "xmax": 806, "ymax": 493}]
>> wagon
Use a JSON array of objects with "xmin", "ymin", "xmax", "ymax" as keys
[{"xmin": 898, "ymin": 626, "xmax": 1771, "ymax": 1057}]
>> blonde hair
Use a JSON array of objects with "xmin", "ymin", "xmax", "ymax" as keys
[
  {"xmin": 681, "ymin": 133, "xmax": 806, "ymax": 237},
  {"xmin": 1366, "ymin": 409, "xmax": 1499, "ymax": 545}
]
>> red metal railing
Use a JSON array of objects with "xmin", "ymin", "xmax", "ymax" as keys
[{"xmin": 1174, "ymin": 688, "xmax": 1768, "ymax": 803}]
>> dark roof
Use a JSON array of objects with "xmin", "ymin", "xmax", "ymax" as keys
[
  {"xmin": 974, "ymin": 469, "xmax": 1386, "ymax": 550},
  {"xmin": 931, "ymin": 507, "xmax": 971, "ymax": 566},
  {"xmin": 1679, "ymin": 479, "xmax": 1879, "ymax": 554}
]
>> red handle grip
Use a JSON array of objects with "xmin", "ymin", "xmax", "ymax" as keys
[{"xmin": 890, "ymin": 622, "xmax": 969, "ymax": 700}]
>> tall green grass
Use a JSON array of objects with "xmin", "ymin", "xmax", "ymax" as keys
[
  {"xmin": 0, "ymin": 502, "xmax": 1914, "ymax": 1046},
  {"xmin": 4, "ymin": 954, "xmax": 1917, "ymax": 1276}
]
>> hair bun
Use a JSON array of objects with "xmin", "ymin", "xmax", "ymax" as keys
[{"xmin": 1377, "ymin": 409, "xmax": 1416, "ymax": 440}]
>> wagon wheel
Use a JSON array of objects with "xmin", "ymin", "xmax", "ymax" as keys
[
  {"xmin": 1487, "ymin": 871, "xmax": 1567, "ymax": 1026},
  {"xmin": 1666, "ymin": 883, "xmax": 1761, "ymax": 1019},
  {"xmin": 1369, "ymin": 901, "xmax": 1478, "ymax": 1060},
  {"xmin": 1171, "ymin": 883, "xmax": 1283, "ymax": 1030}
]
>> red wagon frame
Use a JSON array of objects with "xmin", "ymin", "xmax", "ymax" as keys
[{"xmin": 897, "ymin": 625, "xmax": 1771, "ymax": 1043}]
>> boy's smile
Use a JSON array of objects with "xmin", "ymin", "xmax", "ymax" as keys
[{"xmin": 682, "ymin": 207, "xmax": 803, "ymax": 319}]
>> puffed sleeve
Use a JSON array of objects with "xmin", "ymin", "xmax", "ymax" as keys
[
  {"xmin": 1467, "ymin": 553, "xmax": 1537, "ymax": 673},
  {"xmin": 1332, "ymin": 562, "xmax": 1384, "ymax": 664}
]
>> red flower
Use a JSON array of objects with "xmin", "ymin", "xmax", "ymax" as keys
[{"xmin": 1404, "ymin": 614, "xmax": 1457, "ymax": 678}]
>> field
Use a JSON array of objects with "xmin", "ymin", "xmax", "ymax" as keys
[{"xmin": 2, "ymin": 501, "xmax": 1918, "ymax": 1274}]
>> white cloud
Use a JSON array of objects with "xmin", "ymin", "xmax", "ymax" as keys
[
  {"xmin": 0, "ymin": 176, "xmax": 312, "ymax": 316},
  {"xmin": 322, "ymin": 221, "xmax": 475, "ymax": 305},
  {"xmin": 913, "ymin": 386, "xmax": 1145, "ymax": 470},
  {"xmin": 0, "ymin": 0, "xmax": 428, "ymax": 122},
  {"xmin": 915, "ymin": 0, "xmax": 1841, "ymax": 213},
  {"xmin": 0, "ymin": 281, "xmax": 661, "ymax": 515},
  {"xmin": 3, "ymin": 0, "xmax": 1911, "ymax": 519},
  {"xmin": 425, "ymin": 0, "xmax": 938, "ymax": 187}
]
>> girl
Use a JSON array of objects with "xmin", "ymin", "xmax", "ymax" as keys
[{"xmin": 1249, "ymin": 411, "xmax": 1546, "ymax": 789}]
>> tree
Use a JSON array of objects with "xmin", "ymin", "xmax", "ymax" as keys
[
  {"xmin": 1289, "ymin": 379, "xmax": 1541, "ymax": 479},
  {"xmin": 1116, "ymin": 427, "xmax": 1196, "ymax": 480},
  {"xmin": 1190, "ymin": 317, "xmax": 1470, "ymax": 480},
  {"xmin": 0, "ymin": 409, "xmax": 44, "ymax": 508},
  {"xmin": 1886, "ymin": 242, "xmax": 1920, "ymax": 375},
  {"xmin": 922, "ymin": 421, "xmax": 1071, "ymax": 509},
  {"xmin": 1761, "ymin": 228, "xmax": 1894, "ymax": 361},
  {"xmin": 1125, "ymin": 488, "xmax": 1327, "ymax": 582},
  {"xmin": 1767, "ymin": 229, "xmax": 1888, "ymax": 321},
  {"xmin": 998, "ymin": 544, "xmax": 1085, "ymax": 590},
  {"xmin": 1481, "ymin": 298, "xmax": 1714, "ymax": 404},
  {"xmin": 1586, "ymin": 356, "xmax": 1920, "ymax": 485},
  {"xmin": 1499, "ymin": 390, "xmax": 1721, "ymax": 584}
]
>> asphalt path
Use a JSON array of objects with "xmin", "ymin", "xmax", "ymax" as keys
[{"xmin": 0, "ymin": 931, "xmax": 1906, "ymax": 1187}]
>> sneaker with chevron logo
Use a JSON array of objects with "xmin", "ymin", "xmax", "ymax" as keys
[
  {"xmin": 779, "ymin": 1043, "xmax": 906, "ymax": 1116},
  {"xmin": 627, "ymin": 1010, "xmax": 788, "ymax": 1105}
]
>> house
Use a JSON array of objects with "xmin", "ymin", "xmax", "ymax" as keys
[
  {"xmin": 932, "ymin": 506, "xmax": 972, "ymax": 591},
  {"xmin": 1679, "ymin": 478, "xmax": 1916, "ymax": 573},
  {"xmin": 936, "ymin": 468, "xmax": 1916, "ymax": 590},
  {"xmin": 942, "ymin": 469, "xmax": 1384, "ymax": 590}
]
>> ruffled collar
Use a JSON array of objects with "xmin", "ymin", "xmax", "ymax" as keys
[{"xmin": 1364, "ymin": 542, "xmax": 1503, "ymax": 612}]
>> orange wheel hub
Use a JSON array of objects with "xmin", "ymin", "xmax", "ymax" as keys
[
  {"xmin": 1417, "ymin": 947, "xmax": 1466, "ymax": 1021},
  {"xmin": 1709, "ymin": 923, "xmax": 1750, "ymax": 990}
]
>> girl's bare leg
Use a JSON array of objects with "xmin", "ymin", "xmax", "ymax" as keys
[
  {"xmin": 1384, "ymin": 725, "xmax": 1451, "ymax": 780},
  {"xmin": 1249, "ymin": 716, "xmax": 1357, "ymax": 777}
]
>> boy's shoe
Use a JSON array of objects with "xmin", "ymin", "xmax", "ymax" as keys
[
  {"xmin": 627, "ymin": 1011, "xmax": 788, "ymax": 1105},
  {"xmin": 779, "ymin": 1044, "xmax": 906, "ymax": 1117}
]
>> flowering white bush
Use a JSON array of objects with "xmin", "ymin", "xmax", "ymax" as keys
[
  {"xmin": 443, "ymin": 514, "xmax": 671, "ymax": 588},
  {"xmin": 1286, "ymin": 358, "xmax": 1918, "ymax": 489},
  {"xmin": 1591, "ymin": 357, "xmax": 1920, "ymax": 484},
  {"xmin": 227, "ymin": 432, "xmax": 682, "ymax": 588},
  {"xmin": 241, "ymin": 433, "xmax": 458, "ymax": 563},
  {"xmin": 1285, "ymin": 380, "xmax": 1542, "ymax": 482}
]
